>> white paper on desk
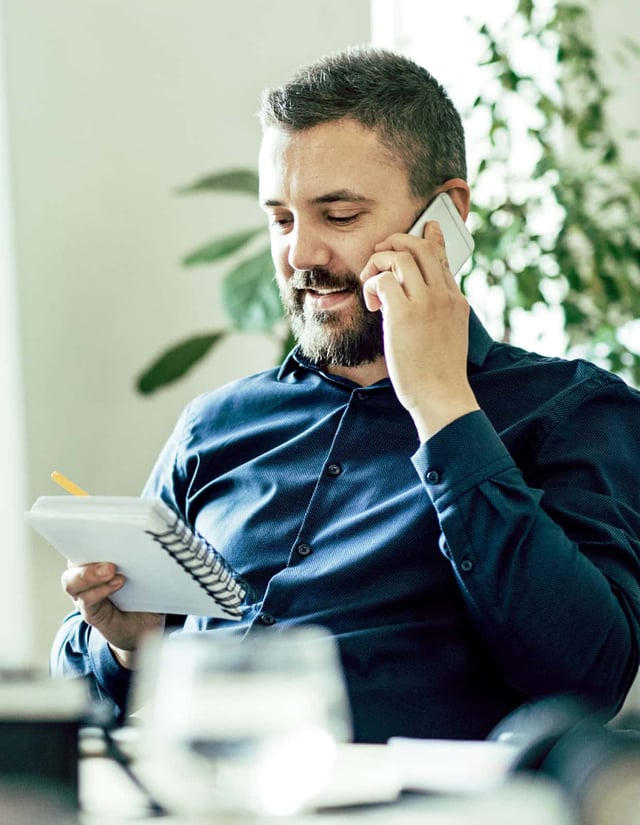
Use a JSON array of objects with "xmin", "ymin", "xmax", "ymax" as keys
[{"xmin": 388, "ymin": 737, "xmax": 519, "ymax": 794}]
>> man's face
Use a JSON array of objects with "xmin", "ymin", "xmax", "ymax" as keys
[{"xmin": 259, "ymin": 119, "xmax": 423, "ymax": 367}]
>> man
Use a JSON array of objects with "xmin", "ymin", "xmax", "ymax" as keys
[{"xmin": 52, "ymin": 47, "xmax": 640, "ymax": 743}]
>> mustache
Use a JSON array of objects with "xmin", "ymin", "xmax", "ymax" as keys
[{"xmin": 290, "ymin": 268, "xmax": 362, "ymax": 292}]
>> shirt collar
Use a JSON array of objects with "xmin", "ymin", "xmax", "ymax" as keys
[{"xmin": 277, "ymin": 309, "xmax": 494, "ymax": 381}]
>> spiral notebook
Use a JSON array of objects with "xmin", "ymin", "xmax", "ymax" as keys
[{"xmin": 26, "ymin": 496, "xmax": 252, "ymax": 618}]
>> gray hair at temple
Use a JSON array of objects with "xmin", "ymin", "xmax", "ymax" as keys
[{"xmin": 259, "ymin": 46, "xmax": 467, "ymax": 201}]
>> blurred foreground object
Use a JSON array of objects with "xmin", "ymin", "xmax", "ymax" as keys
[
  {"xmin": 0, "ymin": 668, "xmax": 87, "ymax": 822},
  {"xmin": 132, "ymin": 626, "xmax": 352, "ymax": 818}
]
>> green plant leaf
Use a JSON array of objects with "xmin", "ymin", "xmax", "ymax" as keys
[
  {"xmin": 222, "ymin": 248, "xmax": 282, "ymax": 332},
  {"xmin": 563, "ymin": 300, "xmax": 589, "ymax": 327},
  {"xmin": 516, "ymin": 0, "xmax": 534, "ymax": 22},
  {"xmin": 136, "ymin": 332, "xmax": 226, "ymax": 394},
  {"xmin": 177, "ymin": 169, "xmax": 259, "ymax": 196},
  {"xmin": 182, "ymin": 227, "xmax": 267, "ymax": 267}
]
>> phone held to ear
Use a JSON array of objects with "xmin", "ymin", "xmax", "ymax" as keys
[{"xmin": 408, "ymin": 192, "xmax": 474, "ymax": 275}]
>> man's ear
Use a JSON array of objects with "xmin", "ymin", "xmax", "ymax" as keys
[{"xmin": 438, "ymin": 178, "xmax": 471, "ymax": 221}]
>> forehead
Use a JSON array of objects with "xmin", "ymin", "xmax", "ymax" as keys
[{"xmin": 258, "ymin": 119, "xmax": 411, "ymax": 205}]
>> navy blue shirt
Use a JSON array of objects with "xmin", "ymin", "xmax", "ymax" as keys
[{"xmin": 51, "ymin": 313, "xmax": 640, "ymax": 742}]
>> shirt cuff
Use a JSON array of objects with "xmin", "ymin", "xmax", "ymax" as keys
[{"xmin": 412, "ymin": 410, "xmax": 516, "ymax": 508}]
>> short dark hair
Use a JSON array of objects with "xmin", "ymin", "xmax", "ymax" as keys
[{"xmin": 259, "ymin": 46, "xmax": 467, "ymax": 199}]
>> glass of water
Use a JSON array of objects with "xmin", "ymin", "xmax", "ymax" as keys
[{"xmin": 132, "ymin": 626, "xmax": 352, "ymax": 819}]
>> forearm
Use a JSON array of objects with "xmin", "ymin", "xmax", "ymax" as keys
[{"xmin": 414, "ymin": 411, "xmax": 640, "ymax": 712}]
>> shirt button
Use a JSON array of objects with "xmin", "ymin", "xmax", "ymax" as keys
[
  {"xmin": 258, "ymin": 612, "xmax": 276, "ymax": 625},
  {"xmin": 297, "ymin": 543, "xmax": 312, "ymax": 557},
  {"xmin": 426, "ymin": 470, "xmax": 440, "ymax": 484},
  {"xmin": 460, "ymin": 558, "xmax": 474, "ymax": 573},
  {"xmin": 327, "ymin": 462, "xmax": 342, "ymax": 477},
  {"xmin": 356, "ymin": 391, "xmax": 368, "ymax": 401}
]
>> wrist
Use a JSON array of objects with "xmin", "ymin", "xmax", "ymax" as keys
[
  {"xmin": 409, "ymin": 388, "xmax": 480, "ymax": 442},
  {"xmin": 108, "ymin": 643, "xmax": 136, "ymax": 670}
]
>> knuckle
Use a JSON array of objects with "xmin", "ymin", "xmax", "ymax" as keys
[
  {"xmin": 395, "ymin": 251, "xmax": 414, "ymax": 267},
  {"xmin": 60, "ymin": 568, "xmax": 77, "ymax": 595},
  {"xmin": 371, "ymin": 251, "xmax": 392, "ymax": 271},
  {"xmin": 377, "ymin": 270, "xmax": 396, "ymax": 290}
]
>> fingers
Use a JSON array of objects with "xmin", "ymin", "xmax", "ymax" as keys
[
  {"xmin": 61, "ymin": 561, "xmax": 125, "ymax": 620},
  {"xmin": 62, "ymin": 561, "xmax": 120, "ymax": 596},
  {"xmin": 361, "ymin": 222, "xmax": 455, "ymax": 312},
  {"xmin": 375, "ymin": 221, "xmax": 449, "ymax": 269},
  {"xmin": 362, "ymin": 271, "xmax": 403, "ymax": 312}
]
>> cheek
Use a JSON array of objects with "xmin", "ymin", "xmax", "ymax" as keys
[
  {"xmin": 346, "ymin": 243, "xmax": 376, "ymax": 278},
  {"xmin": 338, "ymin": 229, "xmax": 381, "ymax": 271},
  {"xmin": 270, "ymin": 239, "xmax": 293, "ymax": 278},
  {"xmin": 272, "ymin": 258, "xmax": 293, "ymax": 298}
]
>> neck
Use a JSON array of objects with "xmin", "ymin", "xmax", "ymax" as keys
[{"xmin": 326, "ymin": 356, "xmax": 388, "ymax": 387}]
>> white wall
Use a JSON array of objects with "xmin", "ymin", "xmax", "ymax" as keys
[
  {"xmin": 2, "ymin": 0, "xmax": 370, "ymax": 661},
  {"xmin": 0, "ymin": 1, "xmax": 31, "ymax": 667},
  {"xmin": 590, "ymin": 0, "xmax": 640, "ymax": 165}
]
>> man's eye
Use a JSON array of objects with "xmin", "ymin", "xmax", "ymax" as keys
[
  {"xmin": 329, "ymin": 214, "xmax": 360, "ymax": 225},
  {"xmin": 269, "ymin": 216, "xmax": 293, "ymax": 228}
]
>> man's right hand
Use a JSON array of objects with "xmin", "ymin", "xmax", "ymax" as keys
[{"xmin": 61, "ymin": 561, "xmax": 165, "ymax": 669}]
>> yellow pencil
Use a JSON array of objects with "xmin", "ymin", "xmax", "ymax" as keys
[{"xmin": 50, "ymin": 471, "xmax": 89, "ymax": 497}]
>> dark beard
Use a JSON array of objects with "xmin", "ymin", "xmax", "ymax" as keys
[{"xmin": 279, "ymin": 268, "xmax": 384, "ymax": 367}]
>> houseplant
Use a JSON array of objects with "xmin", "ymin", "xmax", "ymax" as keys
[{"xmin": 136, "ymin": 0, "xmax": 640, "ymax": 394}]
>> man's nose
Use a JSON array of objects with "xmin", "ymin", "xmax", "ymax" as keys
[{"xmin": 287, "ymin": 224, "xmax": 331, "ymax": 272}]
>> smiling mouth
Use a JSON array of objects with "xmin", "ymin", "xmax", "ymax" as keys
[
  {"xmin": 307, "ymin": 287, "xmax": 350, "ymax": 296},
  {"xmin": 304, "ymin": 287, "xmax": 354, "ymax": 311}
]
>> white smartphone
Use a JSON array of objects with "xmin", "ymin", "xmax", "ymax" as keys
[{"xmin": 408, "ymin": 192, "xmax": 474, "ymax": 275}]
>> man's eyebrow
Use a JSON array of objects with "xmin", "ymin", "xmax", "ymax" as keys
[
  {"xmin": 311, "ymin": 189, "xmax": 372, "ymax": 205},
  {"xmin": 261, "ymin": 190, "xmax": 373, "ymax": 208}
]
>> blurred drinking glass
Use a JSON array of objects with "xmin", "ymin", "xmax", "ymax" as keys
[{"xmin": 132, "ymin": 626, "xmax": 352, "ymax": 819}]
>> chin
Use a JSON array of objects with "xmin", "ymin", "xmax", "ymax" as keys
[{"xmin": 293, "ymin": 315, "xmax": 384, "ymax": 368}]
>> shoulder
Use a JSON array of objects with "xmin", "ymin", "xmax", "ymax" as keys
[
  {"xmin": 189, "ymin": 366, "xmax": 282, "ymax": 411},
  {"xmin": 173, "ymin": 365, "xmax": 292, "ymax": 442},
  {"xmin": 486, "ymin": 339, "xmax": 639, "ymax": 401},
  {"xmin": 476, "ymin": 340, "xmax": 640, "ymax": 451}
]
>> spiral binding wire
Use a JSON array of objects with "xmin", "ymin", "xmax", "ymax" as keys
[{"xmin": 145, "ymin": 512, "xmax": 252, "ymax": 618}]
